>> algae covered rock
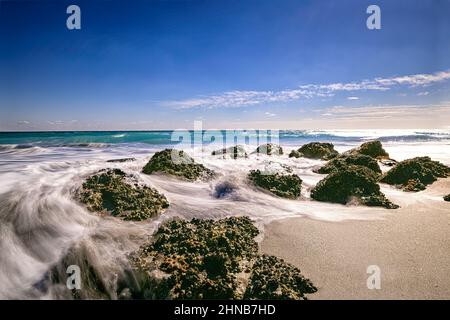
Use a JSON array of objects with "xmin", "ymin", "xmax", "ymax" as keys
[
  {"xmin": 244, "ymin": 255, "xmax": 317, "ymax": 300},
  {"xmin": 253, "ymin": 143, "xmax": 283, "ymax": 156},
  {"xmin": 106, "ymin": 158, "xmax": 136, "ymax": 163},
  {"xmin": 143, "ymin": 149, "xmax": 215, "ymax": 181},
  {"xmin": 444, "ymin": 194, "xmax": 450, "ymax": 202},
  {"xmin": 316, "ymin": 153, "xmax": 381, "ymax": 175},
  {"xmin": 311, "ymin": 165, "xmax": 398, "ymax": 209},
  {"xmin": 79, "ymin": 169, "xmax": 169, "ymax": 221},
  {"xmin": 347, "ymin": 140, "xmax": 389, "ymax": 159},
  {"xmin": 248, "ymin": 169, "xmax": 302, "ymax": 199},
  {"xmin": 290, "ymin": 142, "xmax": 338, "ymax": 160},
  {"xmin": 212, "ymin": 145, "xmax": 248, "ymax": 159},
  {"xmin": 131, "ymin": 217, "xmax": 316, "ymax": 300},
  {"xmin": 380, "ymin": 157, "xmax": 449, "ymax": 191}
]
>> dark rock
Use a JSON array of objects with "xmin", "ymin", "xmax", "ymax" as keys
[
  {"xmin": 253, "ymin": 143, "xmax": 283, "ymax": 156},
  {"xmin": 248, "ymin": 169, "xmax": 302, "ymax": 199},
  {"xmin": 290, "ymin": 142, "xmax": 338, "ymax": 160},
  {"xmin": 212, "ymin": 145, "xmax": 248, "ymax": 159},
  {"xmin": 380, "ymin": 159, "xmax": 397, "ymax": 167},
  {"xmin": 131, "ymin": 217, "xmax": 316, "ymax": 300},
  {"xmin": 213, "ymin": 180, "xmax": 238, "ymax": 199},
  {"xmin": 79, "ymin": 169, "xmax": 169, "ymax": 221},
  {"xmin": 347, "ymin": 140, "xmax": 389, "ymax": 159},
  {"xmin": 315, "ymin": 153, "xmax": 381, "ymax": 175},
  {"xmin": 244, "ymin": 255, "xmax": 317, "ymax": 300},
  {"xmin": 380, "ymin": 157, "xmax": 450, "ymax": 191},
  {"xmin": 311, "ymin": 165, "xmax": 398, "ymax": 209},
  {"xmin": 106, "ymin": 158, "xmax": 136, "ymax": 163},
  {"xmin": 444, "ymin": 194, "xmax": 450, "ymax": 202},
  {"xmin": 142, "ymin": 149, "xmax": 216, "ymax": 181}
]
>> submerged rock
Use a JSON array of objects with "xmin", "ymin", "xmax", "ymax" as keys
[
  {"xmin": 248, "ymin": 169, "xmax": 302, "ymax": 199},
  {"xmin": 289, "ymin": 142, "xmax": 338, "ymax": 160},
  {"xmin": 79, "ymin": 169, "xmax": 169, "ymax": 221},
  {"xmin": 444, "ymin": 194, "xmax": 450, "ymax": 202},
  {"xmin": 253, "ymin": 143, "xmax": 283, "ymax": 156},
  {"xmin": 311, "ymin": 165, "xmax": 398, "ymax": 209},
  {"xmin": 315, "ymin": 153, "xmax": 381, "ymax": 175},
  {"xmin": 106, "ymin": 158, "xmax": 136, "ymax": 163},
  {"xmin": 212, "ymin": 145, "xmax": 248, "ymax": 159},
  {"xmin": 142, "ymin": 149, "xmax": 215, "ymax": 181},
  {"xmin": 380, "ymin": 157, "xmax": 450, "ymax": 191},
  {"xmin": 131, "ymin": 217, "xmax": 316, "ymax": 300},
  {"xmin": 347, "ymin": 140, "xmax": 389, "ymax": 159}
]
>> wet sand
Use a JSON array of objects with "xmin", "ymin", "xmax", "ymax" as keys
[{"xmin": 261, "ymin": 178, "xmax": 450, "ymax": 299}]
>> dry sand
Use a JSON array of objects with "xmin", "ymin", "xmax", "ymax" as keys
[{"xmin": 260, "ymin": 178, "xmax": 450, "ymax": 299}]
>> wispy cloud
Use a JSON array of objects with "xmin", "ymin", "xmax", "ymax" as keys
[
  {"xmin": 347, "ymin": 96, "xmax": 360, "ymax": 100},
  {"xmin": 162, "ymin": 70, "xmax": 450, "ymax": 109}
]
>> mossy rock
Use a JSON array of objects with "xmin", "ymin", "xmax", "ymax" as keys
[
  {"xmin": 143, "ymin": 149, "xmax": 216, "ymax": 181},
  {"xmin": 315, "ymin": 153, "xmax": 381, "ymax": 175},
  {"xmin": 131, "ymin": 217, "xmax": 316, "ymax": 300},
  {"xmin": 244, "ymin": 255, "xmax": 317, "ymax": 300},
  {"xmin": 253, "ymin": 143, "xmax": 283, "ymax": 156},
  {"xmin": 212, "ymin": 145, "xmax": 248, "ymax": 159},
  {"xmin": 347, "ymin": 140, "xmax": 389, "ymax": 159},
  {"xmin": 380, "ymin": 157, "xmax": 449, "ymax": 191},
  {"xmin": 290, "ymin": 142, "xmax": 338, "ymax": 160},
  {"xmin": 311, "ymin": 165, "xmax": 398, "ymax": 209},
  {"xmin": 79, "ymin": 169, "xmax": 169, "ymax": 221},
  {"xmin": 444, "ymin": 194, "xmax": 450, "ymax": 202},
  {"xmin": 248, "ymin": 169, "xmax": 302, "ymax": 199}
]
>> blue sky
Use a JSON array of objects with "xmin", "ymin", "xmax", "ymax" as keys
[{"xmin": 1, "ymin": 0, "xmax": 449, "ymax": 130}]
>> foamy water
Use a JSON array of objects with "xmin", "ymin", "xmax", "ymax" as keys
[{"xmin": 0, "ymin": 130, "xmax": 449, "ymax": 299}]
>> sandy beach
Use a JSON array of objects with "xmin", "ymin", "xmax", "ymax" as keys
[{"xmin": 261, "ymin": 178, "xmax": 450, "ymax": 300}]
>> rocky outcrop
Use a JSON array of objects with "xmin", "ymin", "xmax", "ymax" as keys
[
  {"xmin": 315, "ymin": 153, "xmax": 381, "ymax": 175},
  {"xmin": 347, "ymin": 140, "xmax": 389, "ymax": 159},
  {"xmin": 212, "ymin": 145, "xmax": 248, "ymax": 159},
  {"xmin": 311, "ymin": 165, "xmax": 398, "ymax": 209},
  {"xmin": 143, "ymin": 149, "xmax": 215, "ymax": 181},
  {"xmin": 444, "ymin": 194, "xmax": 450, "ymax": 202},
  {"xmin": 131, "ymin": 217, "xmax": 316, "ymax": 300},
  {"xmin": 248, "ymin": 169, "xmax": 302, "ymax": 199},
  {"xmin": 78, "ymin": 169, "xmax": 169, "ymax": 221},
  {"xmin": 289, "ymin": 142, "xmax": 338, "ymax": 160},
  {"xmin": 253, "ymin": 143, "xmax": 284, "ymax": 156},
  {"xmin": 380, "ymin": 157, "xmax": 450, "ymax": 191}
]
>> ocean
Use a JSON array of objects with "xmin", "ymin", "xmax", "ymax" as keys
[{"xmin": 0, "ymin": 129, "xmax": 449, "ymax": 299}]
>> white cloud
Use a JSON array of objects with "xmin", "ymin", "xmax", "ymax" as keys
[
  {"xmin": 264, "ymin": 112, "xmax": 277, "ymax": 117},
  {"xmin": 347, "ymin": 96, "xmax": 360, "ymax": 100},
  {"xmin": 162, "ymin": 69, "xmax": 450, "ymax": 109},
  {"xmin": 417, "ymin": 91, "xmax": 429, "ymax": 96}
]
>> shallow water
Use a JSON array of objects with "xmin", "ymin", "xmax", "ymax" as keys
[{"xmin": 0, "ymin": 130, "xmax": 449, "ymax": 299}]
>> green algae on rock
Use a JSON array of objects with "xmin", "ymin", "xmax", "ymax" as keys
[
  {"xmin": 311, "ymin": 165, "xmax": 398, "ymax": 209},
  {"xmin": 244, "ymin": 254, "xmax": 317, "ymax": 300},
  {"xmin": 253, "ymin": 143, "xmax": 284, "ymax": 156},
  {"xmin": 380, "ymin": 157, "xmax": 450, "ymax": 191},
  {"xmin": 248, "ymin": 169, "xmax": 302, "ymax": 199},
  {"xmin": 143, "ymin": 149, "xmax": 216, "ymax": 181},
  {"xmin": 315, "ymin": 153, "xmax": 382, "ymax": 175},
  {"xmin": 212, "ymin": 145, "xmax": 248, "ymax": 159},
  {"xmin": 289, "ymin": 142, "xmax": 338, "ymax": 160},
  {"xmin": 79, "ymin": 168, "xmax": 169, "ymax": 221},
  {"xmin": 131, "ymin": 217, "xmax": 316, "ymax": 300},
  {"xmin": 347, "ymin": 140, "xmax": 389, "ymax": 159}
]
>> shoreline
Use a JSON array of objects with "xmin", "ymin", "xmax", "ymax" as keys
[{"xmin": 260, "ymin": 178, "xmax": 450, "ymax": 299}]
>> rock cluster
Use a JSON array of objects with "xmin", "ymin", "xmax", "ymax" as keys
[
  {"xmin": 212, "ymin": 145, "xmax": 248, "ymax": 159},
  {"xmin": 248, "ymin": 169, "xmax": 302, "ymax": 199},
  {"xmin": 143, "ymin": 149, "xmax": 215, "ymax": 181},
  {"xmin": 380, "ymin": 157, "xmax": 449, "ymax": 191},
  {"xmin": 253, "ymin": 143, "xmax": 284, "ymax": 156},
  {"xmin": 289, "ymin": 142, "xmax": 338, "ymax": 160},
  {"xmin": 79, "ymin": 169, "xmax": 169, "ymax": 221},
  {"xmin": 346, "ymin": 140, "xmax": 389, "ymax": 159},
  {"xmin": 131, "ymin": 217, "xmax": 316, "ymax": 300},
  {"xmin": 311, "ymin": 165, "xmax": 398, "ymax": 209},
  {"xmin": 315, "ymin": 153, "xmax": 381, "ymax": 175}
]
